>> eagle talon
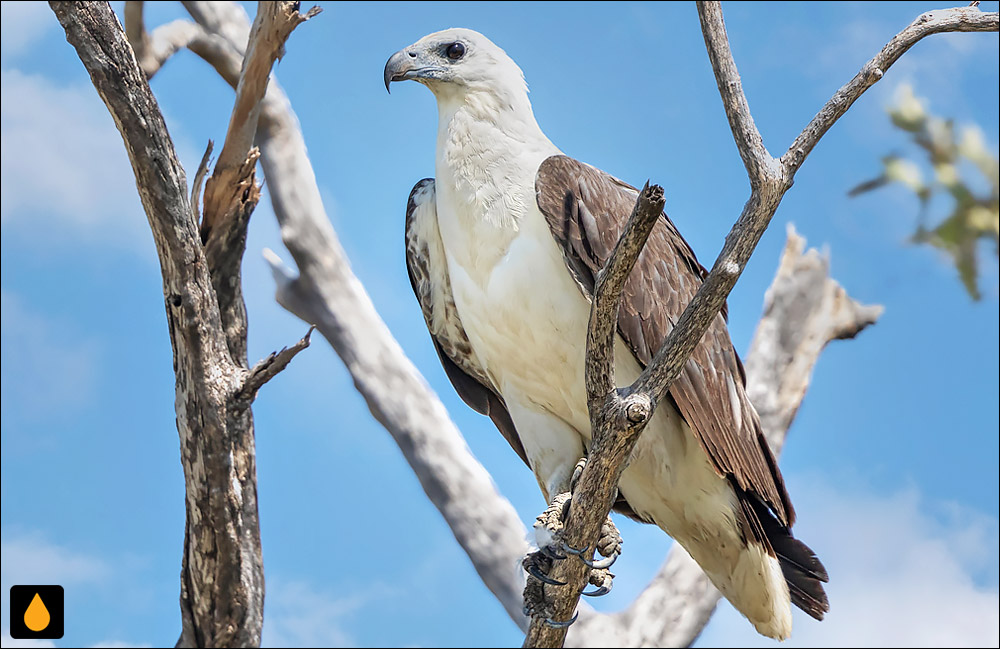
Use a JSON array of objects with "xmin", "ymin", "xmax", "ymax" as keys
[
  {"xmin": 582, "ymin": 550, "xmax": 619, "ymax": 570},
  {"xmin": 544, "ymin": 611, "xmax": 579, "ymax": 628},
  {"xmin": 570, "ymin": 457, "xmax": 587, "ymax": 492},
  {"xmin": 583, "ymin": 568, "xmax": 614, "ymax": 597},
  {"xmin": 527, "ymin": 563, "xmax": 566, "ymax": 586},
  {"xmin": 582, "ymin": 584, "xmax": 610, "ymax": 597},
  {"xmin": 560, "ymin": 541, "xmax": 589, "ymax": 556},
  {"xmin": 540, "ymin": 544, "xmax": 566, "ymax": 561}
]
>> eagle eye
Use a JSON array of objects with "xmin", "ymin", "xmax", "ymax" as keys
[{"xmin": 446, "ymin": 42, "xmax": 466, "ymax": 60}]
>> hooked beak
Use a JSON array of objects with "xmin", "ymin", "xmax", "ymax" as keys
[{"xmin": 384, "ymin": 49, "xmax": 441, "ymax": 93}]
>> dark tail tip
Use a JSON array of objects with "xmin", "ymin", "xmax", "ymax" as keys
[
  {"xmin": 741, "ymin": 489, "xmax": 830, "ymax": 621},
  {"xmin": 778, "ymin": 537, "xmax": 830, "ymax": 621}
]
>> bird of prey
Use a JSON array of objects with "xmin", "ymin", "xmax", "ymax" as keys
[{"xmin": 385, "ymin": 28, "xmax": 828, "ymax": 639}]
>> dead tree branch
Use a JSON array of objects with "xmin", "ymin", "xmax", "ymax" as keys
[
  {"xmin": 526, "ymin": 2, "xmax": 997, "ymax": 646},
  {"xmin": 50, "ymin": 2, "xmax": 313, "ymax": 646},
  {"xmin": 567, "ymin": 224, "xmax": 882, "ymax": 647},
  {"xmin": 124, "ymin": 1, "xmax": 201, "ymax": 80},
  {"xmin": 199, "ymin": 0, "xmax": 317, "ymax": 364}
]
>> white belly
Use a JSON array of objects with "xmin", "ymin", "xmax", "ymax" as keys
[
  {"xmin": 443, "ymin": 203, "xmax": 720, "ymax": 528},
  {"xmin": 448, "ymin": 209, "xmax": 591, "ymax": 426},
  {"xmin": 440, "ymin": 198, "xmax": 792, "ymax": 640}
]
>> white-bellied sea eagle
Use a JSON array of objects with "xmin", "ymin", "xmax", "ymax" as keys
[{"xmin": 385, "ymin": 28, "xmax": 828, "ymax": 640}]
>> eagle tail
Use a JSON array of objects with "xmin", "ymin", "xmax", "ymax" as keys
[{"xmin": 745, "ymin": 492, "xmax": 830, "ymax": 621}]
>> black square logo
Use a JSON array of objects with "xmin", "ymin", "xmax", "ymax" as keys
[{"xmin": 9, "ymin": 585, "xmax": 64, "ymax": 639}]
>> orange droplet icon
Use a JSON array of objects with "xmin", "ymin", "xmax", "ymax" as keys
[{"xmin": 24, "ymin": 593, "xmax": 51, "ymax": 632}]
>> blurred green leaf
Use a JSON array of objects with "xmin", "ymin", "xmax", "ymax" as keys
[{"xmin": 851, "ymin": 83, "xmax": 999, "ymax": 300}]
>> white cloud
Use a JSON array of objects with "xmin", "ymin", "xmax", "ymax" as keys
[
  {"xmin": 0, "ymin": 529, "xmax": 109, "ymax": 588},
  {"xmin": 695, "ymin": 478, "xmax": 999, "ymax": 648},
  {"xmin": 0, "ymin": 2, "xmax": 55, "ymax": 60},
  {"xmin": 0, "ymin": 69, "xmax": 150, "ymax": 250},
  {"xmin": 0, "ymin": 289, "xmax": 99, "ymax": 420},
  {"xmin": 0, "ymin": 636, "xmax": 56, "ymax": 649},
  {"xmin": 1, "ymin": 530, "xmax": 110, "ymax": 649},
  {"xmin": 263, "ymin": 577, "xmax": 401, "ymax": 648}
]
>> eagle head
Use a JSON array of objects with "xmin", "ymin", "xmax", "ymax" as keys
[{"xmin": 384, "ymin": 28, "xmax": 527, "ymax": 101}]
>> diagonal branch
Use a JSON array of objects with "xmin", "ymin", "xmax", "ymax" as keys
[
  {"xmin": 782, "ymin": 5, "xmax": 999, "ymax": 175},
  {"xmin": 209, "ymin": 1, "xmax": 320, "ymax": 181},
  {"xmin": 586, "ymin": 183, "xmax": 665, "ymax": 408},
  {"xmin": 566, "ymin": 225, "xmax": 882, "ymax": 648},
  {"xmin": 697, "ymin": 1, "xmax": 773, "ymax": 184},
  {"xmin": 200, "ymin": 1, "xmax": 319, "ymax": 364},
  {"xmin": 239, "ymin": 326, "xmax": 314, "ymax": 404}
]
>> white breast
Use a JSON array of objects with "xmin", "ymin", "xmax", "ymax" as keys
[{"xmin": 445, "ymin": 201, "xmax": 592, "ymax": 421}]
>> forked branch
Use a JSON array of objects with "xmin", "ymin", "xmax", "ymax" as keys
[{"xmin": 524, "ymin": 2, "xmax": 997, "ymax": 646}]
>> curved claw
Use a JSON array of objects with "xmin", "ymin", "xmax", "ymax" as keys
[
  {"xmin": 544, "ymin": 611, "xmax": 579, "ymax": 628},
  {"xmin": 582, "ymin": 584, "xmax": 611, "ymax": 597},
  {"xmin": 527, "ymin": 563, "xmax": 566, "ymax": 586},
  {"xmin": 560, "ymin": 541, "xmax": 589, "ymax": 557},
  {"xmin": 540, "ymin": 545, "xmax": 566, "ymax": 561},
  {"xmin": 582, "ymin": 550, "xmax": 619, "ymax": 570}
]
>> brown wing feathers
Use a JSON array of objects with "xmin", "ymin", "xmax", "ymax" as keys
[{"xmin": 535, "ymin": 155, "xmax": 828, "ymax": 619}]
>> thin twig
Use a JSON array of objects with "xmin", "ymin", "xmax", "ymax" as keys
[
  {"xmin": 697, "ymin": 1, "xmax": 773, "ymax": 184},
  {"xmin": 239, "ymin": 326, "xmax": 314, "ymax": 403},
  {"xmin": 190, "ymin": 140, "xmax": 213, "ymax": 224},
  {"xmin": 586, "ymin": 183, "xmax": 665, "ymax": 408},
  {"xmin": 783, "ymin": 5, "xmax": 997, "ymax": 174}
]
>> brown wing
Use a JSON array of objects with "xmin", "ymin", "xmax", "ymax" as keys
[{"xmin": 535, "ymin": 155, "xmax": 794, "ymax": 527}]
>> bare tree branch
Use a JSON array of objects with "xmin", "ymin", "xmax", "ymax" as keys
[
  {"xmin": 52, "ymin": 3, "xmax": 315, "ymax": 647},
  {"xmin": 567, "ymin": 224, "xmax": 882, "ymax": 648},
  {"xmin": 209, "ymin": 2, "xmax": 319, "ymax": 181},
  {"xmin": 586, "ymin": 183, "xmax": 666, "ymax": 409},
  {"xmin": 782, "ymin": 5, "xmax": 999, "ymax": 175},
  {"xmin": 525, "ymin": 2, "xmax": 996, "ymax": 645},
  {"xmin": 124, "ymin": 1, "xmax": 201, "ymax": 79},
  {"xmin": 199, "ymin": 1, "xmax": 317, "ymax": 364},
  {"xmin": 696, "ymin": 2, "xmax": 772, "ymax": 184},
  {"xmin": 240, "ymin": 326, "xmax": 314, "ymax": 404},
  {"xmin": 745, "ymin": 226, "xmax": 884, "ymax": 452}
]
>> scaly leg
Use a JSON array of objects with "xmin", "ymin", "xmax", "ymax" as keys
[{"xmin": 522, "ymin": 458, "xmax": 625, "ymax": 627}]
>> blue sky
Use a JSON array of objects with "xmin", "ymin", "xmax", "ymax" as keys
[{"xmin": 1, "ymin": 1, "xmax": 997, "ymax": 647}]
